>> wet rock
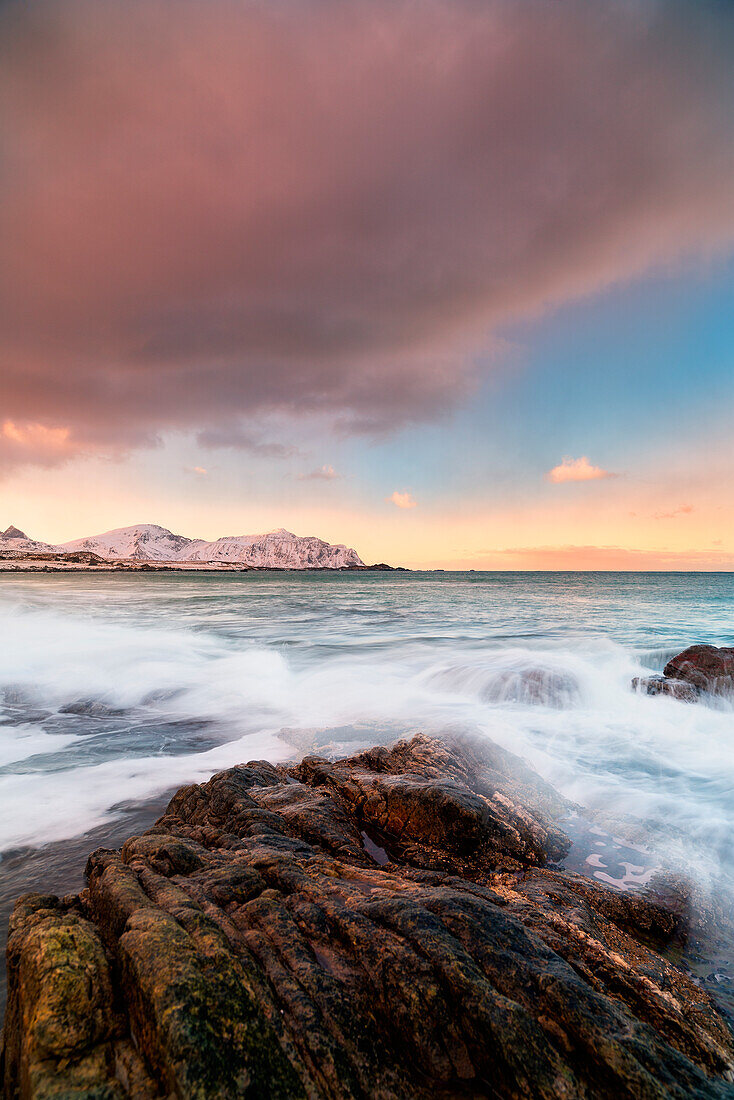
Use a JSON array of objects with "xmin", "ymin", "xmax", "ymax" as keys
[
  {"xmin": 294, "ymin": 735, "xmax": 572, "ymax": 870},
  {"xmin": 2, "ymin": 688, "xmax": 34, "ymax": 708},
  {"xmin": 3, "ymin": 734, "xmax": 733, "ymax": 1098},
  {"xmin": 481, "ymin": 667, "xmax": 580, "ymax": 708},
  {"xmin": 632, "ymin": 675, "xmax": 699, "ymax": 702},
  {"xmin": 633, "ymin": 644, "xmax": 734, "ymax": 703},
  {"xmin": 59, "ymin": 699, "xmax": 127, "ymax": 718},
  {"xmin": 664, "ymin": 645, "xmax": 734, "ymax": 697},
  {"xmin": 2, "ymin": 894, "xmax": 155, "ymax": 1098}
]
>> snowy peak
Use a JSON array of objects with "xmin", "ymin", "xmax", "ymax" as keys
[
  {"xmin": 0, "ymin": 525, "xmax": 57, "ymax": 554},
  {"xmin": 60, "ymin": 524, "xmax": 199, "ymax": 562},
  {"xmin": 181, "ymin": 528, "xmax": 363, "ymax": 568},
  {"xmin": 58, "ymin": 523, "xmax": 365, "ymax": 568}
]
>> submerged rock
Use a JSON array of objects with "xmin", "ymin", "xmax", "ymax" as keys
[
  {"xmin": 2, "ymin": 734, "xmax": 733, "ymax": 1098},
  {"xmin": 481, "ymin": 666, "xmax": 580, "ymax": 708},
  {"xmin": 631, "ymin": 675, "xmax": 700, "ymax": 702},
  {"xmin": 59, "ymin": 699, "xmax": 127, "ymax": 719}
]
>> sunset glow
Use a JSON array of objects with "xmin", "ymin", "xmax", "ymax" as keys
[{"xmin": 1, "ymin": 0, "xmax": 733, "ymax": 568}]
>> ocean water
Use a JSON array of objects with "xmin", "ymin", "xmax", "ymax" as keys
[{"xmin": 1, "ymin": 570, "xmax": 733, "ymax": 1013}]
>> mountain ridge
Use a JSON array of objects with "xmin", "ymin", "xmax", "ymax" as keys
[
  {"xmin": 0, "ymin": 522, "xmax": 366, "ymax": 569},
  {"xmin": 0, "ymin": 525, "xmax": 58, "ymax": 555}
]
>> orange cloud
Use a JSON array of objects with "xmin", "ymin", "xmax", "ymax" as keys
[
  {"xmin": 0, "ymin": 420, "xmax": 75, "ymax": 472},
  {"xmin": 2, "ymin": 420, "xmax": 69, "ymax": 447},
  {"xmin": 547, "ymin": 456, "xmax": 616, "ymax": 483},
  {"xmin": 388, "ymin": 491, "xmax": 417, "ymax": 510},
  {"xmin": 465, "ymin": 544, "xmax": 734, "ymax": 571},
  {"xmin": 653, "ymin": 504, "xmax": 694, "ymax": 520}
]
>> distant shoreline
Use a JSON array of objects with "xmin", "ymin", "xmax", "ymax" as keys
[
  {"xmin": 1, "ymin": 555, "xmax": 732, "ymax": 575},
  {"xmin": 0, "ymin": 554, "xmax": 402, "ymax": 573},
  {"xmin": 2, "ymin": 560, "xmax": 734, "ymax": 575}
]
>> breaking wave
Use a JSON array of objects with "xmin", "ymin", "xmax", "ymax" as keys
[{"xmin": 0, "ymin": 572, "xmax": 732, "ymax": 902}]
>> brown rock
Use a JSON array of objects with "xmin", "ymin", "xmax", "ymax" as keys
[
  {"xmin": 664, "ymin": 645, "xmax": 734, "ymax": 697},
  {"xmin": 2, "ymin": 894, "xmax": 155, "ymax": 1099},
  {"xmin": 2, "ymin": 734, "xmax": 733, "ymax": 1098}
]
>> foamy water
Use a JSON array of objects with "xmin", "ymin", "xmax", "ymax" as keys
[{"xmin": 0, "ymin": 571, "xmax": 733, "ymax": 977}]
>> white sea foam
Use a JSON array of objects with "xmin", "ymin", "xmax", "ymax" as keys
[
  {"xmin": 0, "ymin": 729, "xmax": 291, "ymax": 852},
  {"xmin": 0, "ymin": 723, "xmax": 78, "ymax": 769},
  {"xmin": 0, "ymin": 600, "xmax": 292, "ymax": 718},
  {"xmin": 0, "ymin": 578, "xmax": 732, "ymax": 903}
]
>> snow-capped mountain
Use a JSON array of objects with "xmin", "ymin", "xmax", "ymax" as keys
[
  {"xmin": 58, "ymin": 524, "xmax": 365, "ymax": 568},
  {"xmin": 61, "ymin": 524, "xmax": 201, "ymax": 562},
  {"xmin": 0, "ymin": 525, "xmax": 57, "ymax": 554},
  {"xmin": 180, "ymin": 528, "xmax": 362, "ymax": 568}
]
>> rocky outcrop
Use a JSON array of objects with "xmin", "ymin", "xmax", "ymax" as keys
[
  {"xmin": 345, "ymin": 562, "xmax": 400, "ymax": 571},
  {"xmin": 664, "ymin": 645, "xmax": 734, "ymax": 697},
  {"xmin": 633, "ymin": 644, "xmax": 734, "ymax": 703},
  {"xmin": 3, "ymin": 734, "xmax": 733, "ymax": 1098}
]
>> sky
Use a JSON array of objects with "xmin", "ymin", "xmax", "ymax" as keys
[{"xmin": 1, "ymin": 0, "xmax": 733, "ymax": 568}]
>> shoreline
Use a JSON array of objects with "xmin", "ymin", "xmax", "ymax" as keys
[
  {"xmin": 2, "ymin": 559, "xmax": 733, "ymax": 575},
  {"xmin": 0, "ymin": 556, "xmax": 403, "ymax": 573}
]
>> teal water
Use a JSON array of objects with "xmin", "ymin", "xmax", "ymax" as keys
[{"xmin": 0, "ymin": 571, "xmax": 732, "ymax": 1010}]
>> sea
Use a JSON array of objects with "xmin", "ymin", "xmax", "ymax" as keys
[{"xmin": 0, "ymin": 570, "xmax": 733, "ymax": 1018}]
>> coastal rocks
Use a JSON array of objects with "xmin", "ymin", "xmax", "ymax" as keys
[
  {"xmin": 632, "ymin": 644, "xmax": 734, "ymax": 702},
  {"xmin": 2, "ymin": 895, "xmax": 156, "ymax": 1098},
  {"xmin": 344, "ymin": 562, "xmax": 399, "ymax": 571},
  {"xmin": 631, "ymin": 675, "xmax": 699, "ymax": 702},
  {"xmin": 664, "ymin": 645, "xmax": 734, "ymax": 697},
  {"xmin": 3, "ymin": 734, "xmax": 734, "ymax": 1099}
]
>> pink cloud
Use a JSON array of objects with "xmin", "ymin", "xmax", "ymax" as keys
[
  {"xmin": 0, "ymin": 1, "xmax": 733, "ymax": 466},
  {"xmin": 0, "ymin": 420, "xmax": 77, "ymax": 474},
  {"xmin": 653, "ymin": 504, "xmax": 694, "ymax": 520},
  {"xmin": 547, "ymin": 457, "xmax": 616, "ymax": 484},
  {"xmin": 466, "ymin": 544, "xmax": 734, "ymax": 571},
  {"xmin": 388, "ymin": 491, "xmax": 417, "ymax": 510}
]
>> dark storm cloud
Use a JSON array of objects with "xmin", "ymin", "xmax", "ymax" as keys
[{"xmin": 1, "ymin": 0, "xmax": 733, "ymax": 467}]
